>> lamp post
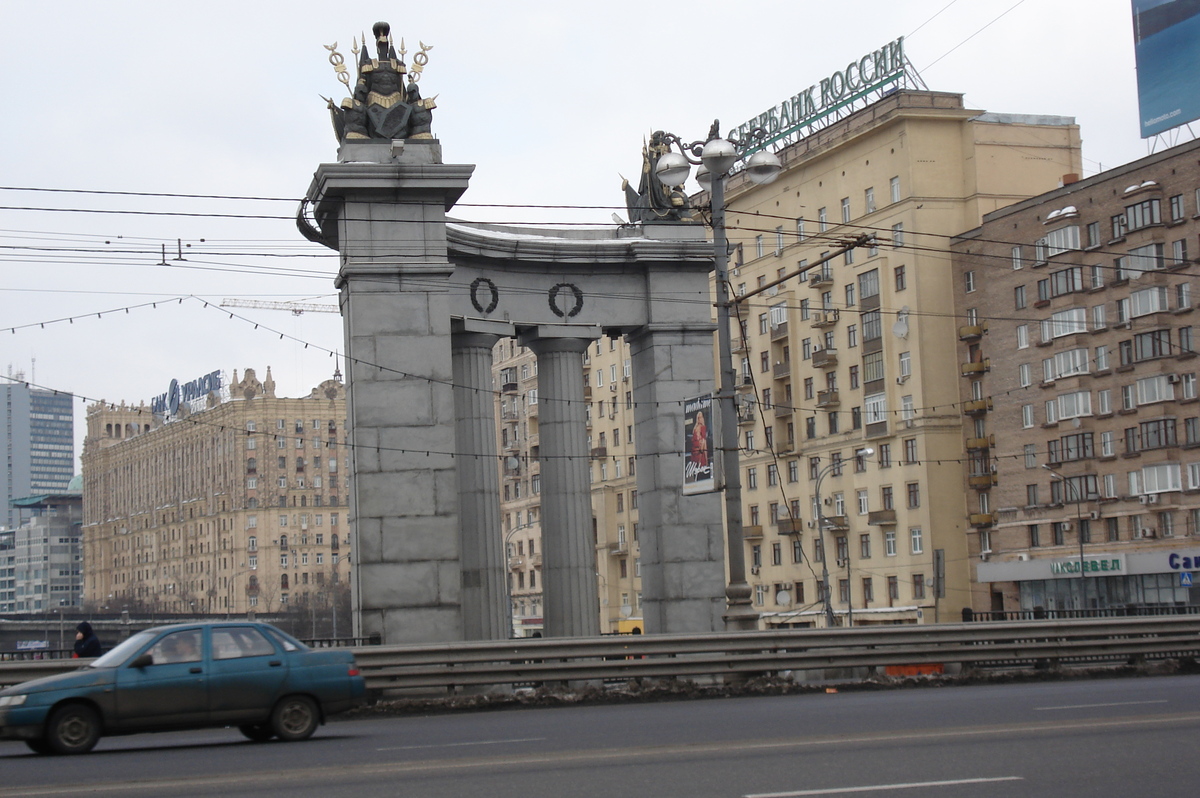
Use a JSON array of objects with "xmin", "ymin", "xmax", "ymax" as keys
[
  {"xmin": 813, "ymin": 449, "xmax": 873, "ymax": 628},
  {"xmin": 654, "ymin": 123, "xmax": 782, "ymax": 629},
  {"xmin": 1043, "ymin": 465, "xmax": 1088, "ymax": 612}
]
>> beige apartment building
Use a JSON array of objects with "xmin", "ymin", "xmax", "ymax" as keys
[
  {"xmin": 953, "ymin": 138, "xmax": 1200, "ymax": 616},
  {"xmin": 493, "ymin": 337, "xmax": 642, "ymax": 636},
  {"xmin": 81, "ymin": 368, "xmax": 351, "ymax": 619},
  {"xmin": 719, "ymin": 90, "xmax": 1082, "ymax": 626}
]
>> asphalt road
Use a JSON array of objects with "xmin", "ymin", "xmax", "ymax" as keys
[{"xmin": 2, "ymin": 674, "xmax": 1199, "ymax": 797}]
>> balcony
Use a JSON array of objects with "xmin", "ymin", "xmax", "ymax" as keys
[
  {"xmin": 591, "ymin": 446, "xmax": 608, "ymax": 458},
  {"xmin": 965, "ymin": 434, "xmax": 995, "ymax": 451},
  {"xmin": 770, "ymin": 322, "xmax": 789, "ymax": 342},
  {"xmin": 737, "ymin": 407, "xmax": 756, "ymax": 425},
  {"xmin": 808, "ymin": 271, "xmax": 833, "ymax": 289},
  {"xmin": 737, "ymin": 374, "xmax": 755, "ymax": 392},
  {"xmin": 529, "ymin": 553, "xmax": 542, "ymax": 568},
  {"xmin": 868, "ymin": 509, "xmax": 897, "ymax": 526},
  {"xmin": 961, "ymin": 358, "xmax": 991, "ymax": 376},
  {"xmin": 865, "ymin": 421, "xmax": 889, "ymax": 439},
  {"xmin": 501, "ymin": 381, "xmax": 519, "ymax": 395},
  {"xmin": 508, "ymin": 556, "xmax": 525, "ymax": 570},
  {"xmin": 969, "ymin": 473, "xmax": 998, "ymax": 489},
  {"xmin": 775, "ymin": 519, "xmax": 804, "ymax": 535},
  {"xmin": 958, "ymin": 324, "xmax": 987, "ymax": 341},
  {"xmin": 773, "ymin": 361, "xmax": 791, "ymax": 379},
  {"xmin": 742, "ymin": 525, "xmax": 765, "ymax": 540},
  {"xmin": 963, "ymin": 398, "xmax": 993, "ymax": 415},
  {"xmin": 817, "ymin": 390, "xmax": 840, "ymax": 408},
  {"xmin": 969, "ymin": 513, "xmax": 996, "ymax": 527},
  {"xmin": 608, "ymin": 541, "xmax": 629, "ymax": 556},
  {"xmin": 812, "ymin": 348, "xmax": 838, "ymax": 368},
  {"xmin": 773, "ymin": 402, "xmax": 793, "ymax": 418},
  {"xmin": 812, "ymin": 309, "xmax": 840, "ymax": 328},
  {"xmin": 823, "ymin": 515, "xmax": 849, "ymax": 531}
]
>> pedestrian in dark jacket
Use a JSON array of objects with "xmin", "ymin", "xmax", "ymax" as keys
[{"xmin": 73, "ymin": 621, "xmax": 102, "ymax": 658}]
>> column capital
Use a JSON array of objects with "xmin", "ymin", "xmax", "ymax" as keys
[{"xmin": 518, "ymin": 325, "xmax": 601, "ymax": 355}]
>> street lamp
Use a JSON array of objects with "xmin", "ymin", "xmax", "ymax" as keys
[
  {"xmin": 655, "ymin": 122, "xmax": 782, "ymax": 630},
  {"xmin": 1043, "ymin": 465, "xmax": 1088, "ymax": 612},
  {"xmin": 814, "ymin": 448, "xmax": 873, "ymax": 628}
]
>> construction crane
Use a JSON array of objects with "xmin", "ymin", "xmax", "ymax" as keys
[{"xmin": 220, "ymin": 299, "xmax": 339, "ymax": 316}]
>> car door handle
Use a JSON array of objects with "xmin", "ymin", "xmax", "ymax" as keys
[
  {"xmin": 269, "ymin": 661, "xmax": 282, "ymax": 667},
  {"xmin": 189, "ymin": 667, "xmax": 203, "ymax": 674}
]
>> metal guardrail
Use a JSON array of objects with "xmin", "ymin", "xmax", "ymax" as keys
[{"xmin": 3, "ymin": 617, "xmax": 1199, "ymax": 691}]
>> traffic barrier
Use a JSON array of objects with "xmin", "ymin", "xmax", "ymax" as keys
[{"xmin": 2, "ymin": 616, "xmax": 1198, "ymax": 691}]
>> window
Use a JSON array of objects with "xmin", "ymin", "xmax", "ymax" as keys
[
  {"xmin": 892, "ymin": 222, "xmax": 904, "ymax": 248},
  {"xmin": 1016, "ymin": 324, "xmax": 1029, "ymax": 349},
  {"xmin": 885, "ymin": 529, "xmax": 897, "ymax": 556},
  {"xmin": 1134, "ymin": 329, "xmax": 1171, "ymax": 360},
  {"xmin": 841, "ymin": 197, "xmax": 851, "ymax": 223},
  {"xmin": 906, "ymin": 482, "xmax": 920, "ymax": 509},
  {"xmin": 865, "ymin": 187, "xmax": 876, "ymax": 213},
  {"xmin": 1019, "ymin": 364, "xmax": 1032, "ymax": 388},
  {"xmin": 818, "ymin": 207, "xmax": 828, "ymax": 232},
  {"xmin": 1131, "ymin": 286, "xmax": 1169, "ymax": 317},
  {"xmin": 894, "ymin": 265, "xmax": 906, "ymax": 291},
  {"xmin": 910, "ymin": 527, "xmax": 923, "ymax": 554},
  {"xmin": 1014, "ymin": 285, "xmax": 1026, "ymax": 309},
  {"xmin": 1128, "ymin": 243, "xmax": 1165, "ymax": 275},
  {"xmin": 1126, "ymin": 198, "xmax": 1161, "ymax": 231},
  {"xmin": 890, "ymin": 176, "xmax": 900, "ymax": 203},
  {"xmin": 1011, "ymin": 246, "xmax": 1023, "ymax": 270},
  {"xmin": 864, "ymin": 393, "xmax": 887, "ymax": 425},
  {"xmin": 912, "ymin": 574, "xmax": 926, "ymax": 600}
]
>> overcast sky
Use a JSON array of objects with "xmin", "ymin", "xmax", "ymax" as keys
[{"xmin": 0, "ymin": 0, "xmax": 1168, "ymax": 468}]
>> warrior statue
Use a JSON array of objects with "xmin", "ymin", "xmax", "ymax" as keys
[
  {"xmin": 622, "ymin": 131, "xmax": 694, "ymax": 224},
  {"xmin": 325, "ymin": 22, "xmax": 437, "ymax": 143}
]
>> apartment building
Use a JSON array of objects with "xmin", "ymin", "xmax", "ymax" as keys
[
  {"xmin": 80, "ymin": 368, "xmax": 350, "ymax": 617},
  {"xmin": 954, "ymin": 138, "xmax": 1200, "ymax": 614},
  {"xmin": 719, "ymin": 90, "xmax": 1082, "ymax": 625},
  {"xmin": 3, "ymin": 378, "xmax": 75, "ymax": 532}
]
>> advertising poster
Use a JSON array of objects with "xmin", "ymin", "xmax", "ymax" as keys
[
  {"xmin": 1132, "ymin": 0, "xmax": 1200, "ymax": 138},
  {"xmin": 683, "ymin": 394, "xmax": 715, "ymax": 495}
]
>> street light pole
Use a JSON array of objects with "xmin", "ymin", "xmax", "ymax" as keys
[
  {"xmin": 1043, "ymin": 465, "xmax": 1087, "ymax": 612},
  {"xmin": 655, "ymin": 124, "xmax": 782, "ymax": 630}
]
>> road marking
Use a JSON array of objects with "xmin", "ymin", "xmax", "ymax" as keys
[
  {"xmin": 745, "ymin": 777, "xmax": 1024, "ymax": 797},
  {"xmin": 1035, "ymin": 700, "xmax": 1168, "ymax": 711},
  {"xmin": 377, "ymin": 736, "xmax": 546, "ymax": 751},
  {"xmin": 3, "ymin": 713, "xmax": 1198, "ymax": 796}
]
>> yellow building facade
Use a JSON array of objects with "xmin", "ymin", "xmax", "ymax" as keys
[
  {"xmin": 721, "ymin": 90, "xmax": 1082, "ymax": 625},
  {"xmin": 81, "ymin": 368, "xmax": 350, "ymax": 620}
]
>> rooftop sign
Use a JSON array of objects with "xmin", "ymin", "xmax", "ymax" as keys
[{"xmin": 735, "ymin": 38, "xmax": 906, "ymax": 156}]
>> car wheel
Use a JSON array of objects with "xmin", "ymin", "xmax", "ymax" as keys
[
  {"xmin": 45, "ymin": 704, "xmax": 101, "ymax": 755},
  {"xmin": 270, "ymin": 696, "xmax": 319, "ymax": 742},
  {"xmin": 25, "ymin": 738, "xmax": 52, "ymax": 755},
  {"xmin": 239, "ymin": 724, "xmax": 275, "ymax": 742}
]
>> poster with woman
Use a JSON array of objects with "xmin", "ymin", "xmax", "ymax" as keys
[{"xmin": 683, "ymin": 395, "xmax": 715, "ymax": 495}]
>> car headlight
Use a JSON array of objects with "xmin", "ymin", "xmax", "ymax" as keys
[{"xmin": 0, "ymin": 694, "xmax": 28, "ymax": 707}]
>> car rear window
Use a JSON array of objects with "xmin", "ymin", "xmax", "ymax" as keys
[{"xmin": 213, "ymin": 627, "xmax": 277, "ymax": 660}]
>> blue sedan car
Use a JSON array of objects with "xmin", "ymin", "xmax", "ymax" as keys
[{"xmin": 0, "ymin": 622, "xmax": 366, "ymax": 754}]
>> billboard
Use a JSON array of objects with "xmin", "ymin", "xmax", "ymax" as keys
[
  {"xmin": 1132, "ymin": 0, "xmax": 1200, "ymax": 138},
  {"xmin": 682, "ymin": 395, "xmax": 715, "ymax": 495}
]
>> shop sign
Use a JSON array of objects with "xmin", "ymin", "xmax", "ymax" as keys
[
  {"xmin": 734, "ymin": 38, "xmax": 905, "ymax": 152},
  {"xmin": 1051, "ymin": 556, "xmax": 1124, "ymax": 575}
]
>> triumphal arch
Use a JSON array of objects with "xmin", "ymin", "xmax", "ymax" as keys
[{"xmin": 300, "ymin": 23, "xmax": 726, "ymax": 642}]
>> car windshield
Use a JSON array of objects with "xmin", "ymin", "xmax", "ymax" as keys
[{"xmin": 89, "ymin": 630, "xmax": 157, "ymax": 668}]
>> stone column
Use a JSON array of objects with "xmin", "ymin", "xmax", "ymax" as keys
[
  {"xmin": 452, "ymin": 319, "xmax": 515, "ymax": 640},
  {"xmin": 627, "ymin": 323, "xmax": 727, "ymax": 634},
  {"xmin": 309, "ymin": 140, "xmax": 475, "ymax": 644},
  {"xmin": 519, "ymin": 325, "xmax": 601, "ymax": 638}
]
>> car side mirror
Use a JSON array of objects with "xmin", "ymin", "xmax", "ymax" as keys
[{"xmin": 130, "ymin": 653, "xmax": 154, "ymax": 668}]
